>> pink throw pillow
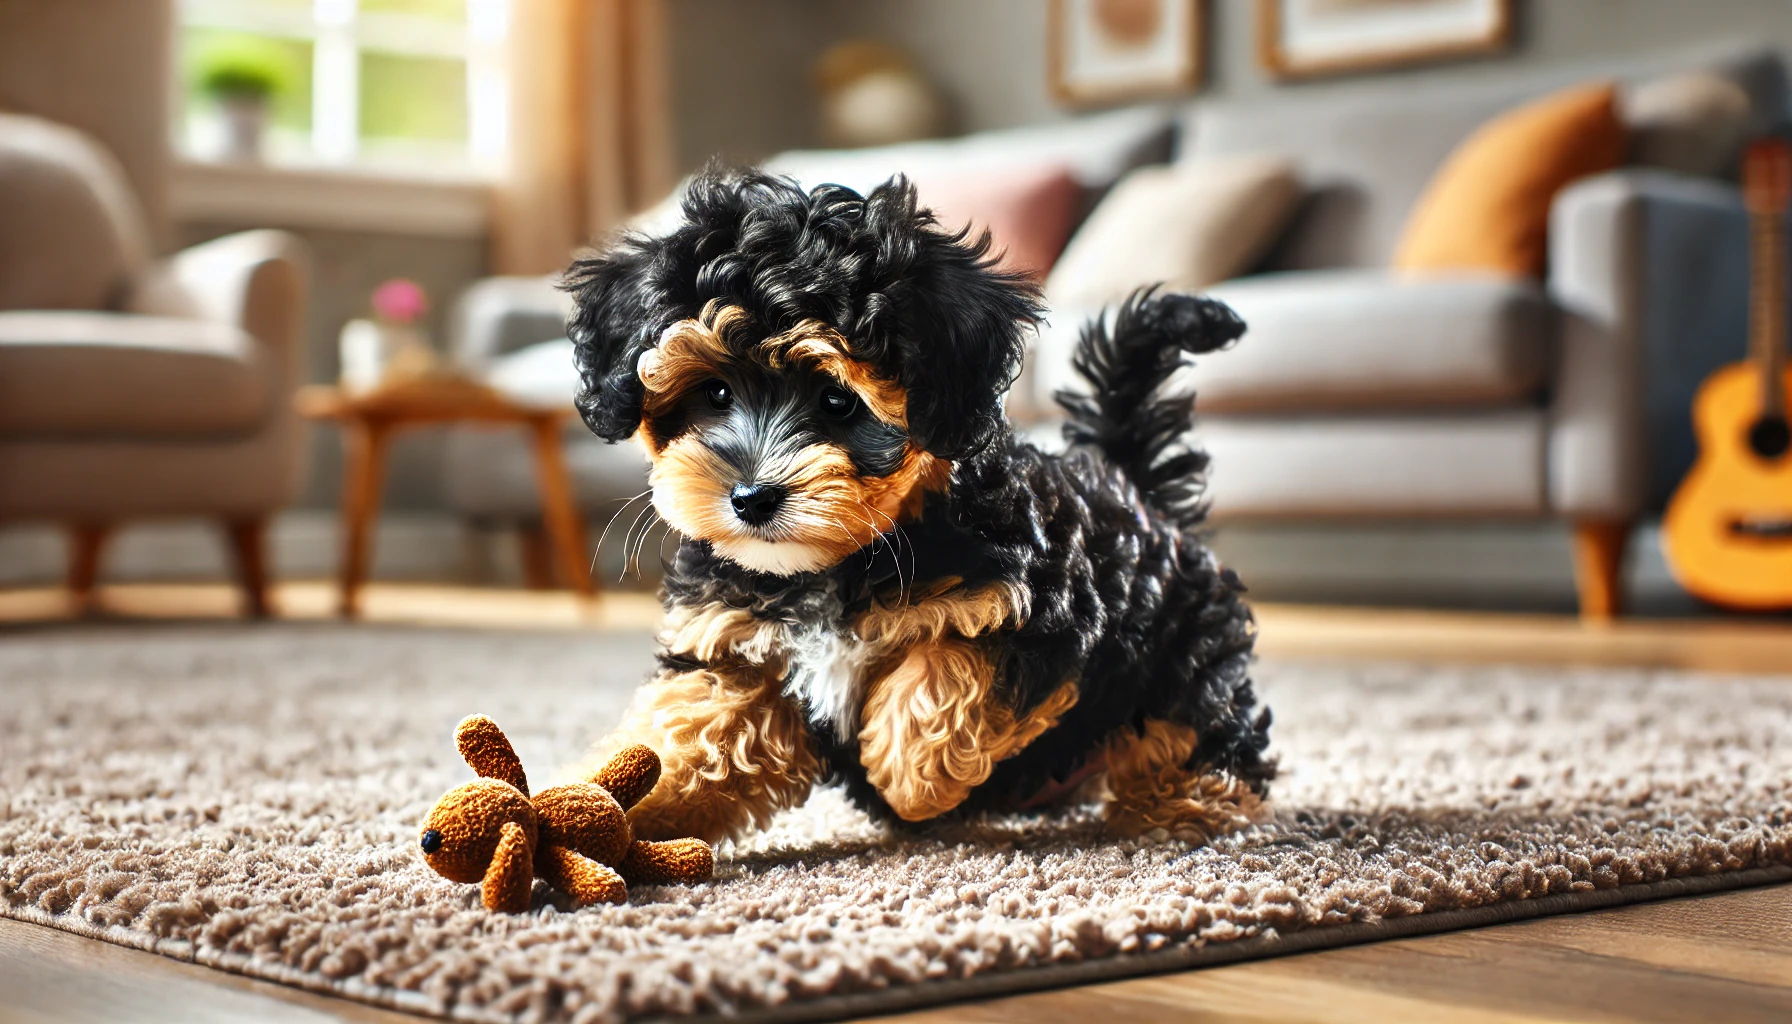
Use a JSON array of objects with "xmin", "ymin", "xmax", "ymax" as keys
[{"xmin": 908, "ymin": 165, "xmax": 1081, "ymax": 281}]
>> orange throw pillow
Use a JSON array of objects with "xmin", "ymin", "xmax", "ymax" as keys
[{"xmin": 1393, "ymin": 81, "xmax": 1628, "ymax": 278}]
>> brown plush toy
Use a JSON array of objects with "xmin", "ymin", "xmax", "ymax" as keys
[{"xmin": 418, "ymin": 714, "xmax": 713, "ymax": 912}]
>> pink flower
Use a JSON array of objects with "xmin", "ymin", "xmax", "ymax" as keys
[{"xmin": 372, "ymin": 278, "xmax": 429, "ymax": 324}]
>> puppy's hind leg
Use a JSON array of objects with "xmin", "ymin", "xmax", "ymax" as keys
[{"xmin": 1101, "ymin": 720, "xmax": 1264, "ymax": 844}]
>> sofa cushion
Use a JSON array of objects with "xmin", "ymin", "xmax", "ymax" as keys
[
  {"xmin": 1045, "ymin": 155, "xmax": 1301, "ymax": 308},
  {"xmin": 908, "ymin": 164, "xmax": 1081, "ymax": 279},
  {"xmin": 1024, "ymin": 270, "xmax": 1552, "ymax": 416},
  {"xmin": 1393, "ymin": 82, "xmax": 1628, "ymax": 278},
  {"xmin": 1018, "ymin": 408, "xmax": 1549, "ymax": 516},
  {"xmin": 450, "ymin": 275, "xmax": 574, "ymax": 366},
  {"xmin": 483, "ymin": 337, "xmax": 580, "ymax": 408},
  {"xmin": 1194, "ymin": 410, "xmax": 1550, "ymax": 517},
  {"xmin": 1622, "ymin": 71, "xmax": 1753, "ymax": 177},
  {"xmin": 0, "ymin": 312, "xmax": 271, "ymax": 437}
]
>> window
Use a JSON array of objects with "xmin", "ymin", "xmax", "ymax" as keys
[{"xmin": 177, "ymin": 0, "xmax": 509, "ymax": 177}]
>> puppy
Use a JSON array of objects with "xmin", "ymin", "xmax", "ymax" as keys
[{"xmin": 565, "ymin": 168, "xmax": 1272, "ymax": 844}]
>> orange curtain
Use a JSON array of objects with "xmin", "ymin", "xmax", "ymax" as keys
[{"xmin": 492, "ymin": 0, "xmax": 674, "ymax": 276}]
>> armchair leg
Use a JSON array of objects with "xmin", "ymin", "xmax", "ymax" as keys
[
  {"xmin": 518, "ymin": 523, "xmax": 554, "ymax": 589},
  {"xmin": 224, "ymin": 517, "xmax": 275, "ymax": 619},
  {"xmin": 67, "ymin": 523, "xmax": 112, "ymax": 615},
  {"xmin": 1571, "ymin": 519, "xmax": 1632, "ymax": 621}
]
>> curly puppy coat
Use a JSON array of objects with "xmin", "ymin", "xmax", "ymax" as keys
[{"xmin": 565, "ymin": 168, "xmax": 1273, "ymax": 844}]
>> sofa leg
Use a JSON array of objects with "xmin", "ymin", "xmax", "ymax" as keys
[
  {"xmin": 1571, "ymin": 519, "xmax": 1631, "ymax": 621},
  {"xmin": 224, "ymin": 517, "xmax": 274, "ymax": 619},
  {"xmin": 67, "ymin": 523, "xmax": 112, "ymax": 614}
]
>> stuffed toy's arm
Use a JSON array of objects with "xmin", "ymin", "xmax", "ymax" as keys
[
  {"xmin": 592, "ymin": 744, "xmax": 661, "ymax": 810},
  {"xmin": 537, "ymin": 844, "xmax": 628, "ymax": 905},
  {"xmin": 620, "ymin": 838, "xmax": 714, "ymax": 886}
]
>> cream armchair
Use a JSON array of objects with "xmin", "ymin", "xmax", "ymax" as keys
[{"xmin": 0, "ymin": 113, "xmax": 310, "ymax": 616}]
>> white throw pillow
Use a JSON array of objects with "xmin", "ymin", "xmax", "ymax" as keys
[
  {"xmin": 1620, "ymin": 71, "xmax": 1752, "ymax": 178},
  {"xmin": 1044, "ymin": 156, "xmax": 1302, "ymax": 309}
]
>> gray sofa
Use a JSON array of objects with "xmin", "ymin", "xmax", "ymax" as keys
[
  {"xmin": 439, "ymin": 107, "xmax": 1178, "ymax": 577},
  {"xmin": 442, "ymin": 46, "xmax": 1780, "ymax": 615}
]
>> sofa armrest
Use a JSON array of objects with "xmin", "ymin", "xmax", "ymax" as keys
[
  {"xmin": 128, "ymin": 229, "xmax": 311, "ymax": 384},
  {"xmin": 449, "ymin": 275, "xmax": 573, "ymax": 370},
  {"xmin": 1546, "ymin": 170, "xmax": 1747, "ymax": 519}
]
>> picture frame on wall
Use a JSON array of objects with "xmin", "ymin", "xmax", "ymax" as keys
[
  {"xmin": 1258, "ymin": 0, "xmax": 1513, "ymax": 80},
  {"xmin": 1048, "ymin": 0, "xmax": 1204, "ymax": 107}
]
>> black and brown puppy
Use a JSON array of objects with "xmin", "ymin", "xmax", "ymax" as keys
[{"xmin": 566, "ymin": 168, "xmax": 1272, "ymax": 844}]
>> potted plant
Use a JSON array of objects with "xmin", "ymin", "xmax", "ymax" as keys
[{"xmin": 194, "ymin": 40, "xmax": 288, "ymax": 163}]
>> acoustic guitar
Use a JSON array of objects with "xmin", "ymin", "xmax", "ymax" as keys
[{"xmin": 1662, "ymin": 137, "xmax": 1792, "ymax": 609}]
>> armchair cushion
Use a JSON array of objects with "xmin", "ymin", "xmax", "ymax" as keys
[
  {"xmin": 0, "ymin": 113, "xmax": 151, "ymax": 312},
  {"xmin": 0, "ymin": 311, "xmax": 271, "ymax": 438}
]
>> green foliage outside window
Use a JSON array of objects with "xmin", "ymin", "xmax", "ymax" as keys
[
  {"xmin": 360, "ymin": 0, "xmax": 466, "ymax": 18},
  {"xmin": 360, "ymin": 51, "xmax": 468, "ymax": 142}
]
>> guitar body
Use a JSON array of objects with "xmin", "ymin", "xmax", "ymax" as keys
[
  {"xmin": 1662, "ymin": 363, "xmax": 1792, "ymax": 609},
  {"xmin": 1662, "ymin": 136, "xmax": 1792, "ymax": 610}
]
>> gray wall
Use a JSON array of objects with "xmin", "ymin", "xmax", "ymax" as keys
[{"xmin": 666, "ymin": 0, "xmax": 1792, "ymax": 172}]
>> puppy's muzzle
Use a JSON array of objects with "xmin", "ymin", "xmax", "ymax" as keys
[{"xmin": 730, "ymin": 482, "xmax": 787, "ymax": 526}]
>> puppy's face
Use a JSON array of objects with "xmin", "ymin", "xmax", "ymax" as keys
[{"xmin": 636, "ymin": 304, "xmax": 946, "ymax": 576}]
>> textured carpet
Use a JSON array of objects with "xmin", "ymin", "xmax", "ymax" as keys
[{"xmin": 2, "ymin": 624, "xmax": 1790, "ymax": 1024}]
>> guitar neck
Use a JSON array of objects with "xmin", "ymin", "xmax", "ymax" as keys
[{"xmin": 1749, "ymin": 205, "xmax": 1788, "ymax": 417}]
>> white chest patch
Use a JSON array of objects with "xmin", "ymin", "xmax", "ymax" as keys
[{"xmin": 782, "ymin": 623, "xmax": 878, "ymax": 743}]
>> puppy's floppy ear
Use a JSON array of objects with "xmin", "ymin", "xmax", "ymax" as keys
[
  {"xmin": 855, "ymin": 178, "xmax": 1045, "ymax": 461},
  {"xmin": 562, "ymin": 234, "xmax": 667, "ymax": 443}
]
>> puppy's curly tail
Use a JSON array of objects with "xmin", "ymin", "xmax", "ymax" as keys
[{"xmin": 1054, "ymin": 288, "xmax": 1245, "ymax": 529}]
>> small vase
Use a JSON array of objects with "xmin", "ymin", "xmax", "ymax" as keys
[
  {"xmin": 340, "ymin": 320, "xmax": 438, "ymax": 394},
  {"xmin": 220, "ymin": 96, "xmax": 268, "ymax": 163}
]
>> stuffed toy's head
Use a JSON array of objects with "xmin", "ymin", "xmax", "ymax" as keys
[
  {"xmin": 562, "ymin": 167, "xmax": 1044, "ymax": 577},
  {"xmin": 419, "ymin": 715, "xmax": 538, "ymax": 887}
]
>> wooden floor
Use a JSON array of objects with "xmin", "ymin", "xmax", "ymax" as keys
[{"xmin": 2, "ymin": 581, "xmax": 1789, "ymax": 1024}]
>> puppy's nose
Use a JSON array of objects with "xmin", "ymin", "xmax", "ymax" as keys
[{"xmin": 730, "ymin": 482, "xmax": 787, "ymax": 526}]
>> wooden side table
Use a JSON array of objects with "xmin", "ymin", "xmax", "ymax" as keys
[{"xmin": 296, "ymin": 377, "xmax": 596, "ymax": 617}]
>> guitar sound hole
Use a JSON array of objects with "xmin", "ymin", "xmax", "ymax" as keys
[
  {"xmin": 1747, "ymin": 415, "xmax": 1791, "ymax": 459},
  {"xmin": 1729, "ymin": 517, "xmax": 1792, "ymax": 538}
]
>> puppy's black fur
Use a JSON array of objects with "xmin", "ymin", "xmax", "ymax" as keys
[{"xmin": 565, "ymin": 168, "xmax": 1272, "ymax": 825}]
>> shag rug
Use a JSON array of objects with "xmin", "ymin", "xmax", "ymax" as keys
[{"xmin": 2, "ymin": 624, "xmax": 1790, "ymax": 1024}]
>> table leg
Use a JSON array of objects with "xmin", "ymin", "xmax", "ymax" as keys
[
  {"xmin": 338, "ymin": 418, "xmax": 392, "ymax": 618},
  {"xmin": 529, "ymin": 417, "xmax": 597, "ymax": 598}
]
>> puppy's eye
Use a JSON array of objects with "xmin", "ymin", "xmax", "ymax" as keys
[
  {"xmin": 818, "ymin": 385, "xmax": 858, "ymax": 419},
  {"xmin": 703, "ymin": 379, "xmax": 732, "ymax": 410},
  {"xmin": 419, "ymin": 829, "xmax": 443, "ymax": 854}
]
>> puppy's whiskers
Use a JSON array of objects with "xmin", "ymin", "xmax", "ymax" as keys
[
  {"xmin": 617, "ymin": 500, "xmax": 659, "ymax": 582},
  {"xmin": 592, "ymin": 489, "xmax": 653, "ymax": 578},
  {"xmin": 628, "ymin": 507, "xmax": 668, "ymax": 579},
  {"xmin": 857, "ymin": 500, "xmax": 916, "ymax": 606}
]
